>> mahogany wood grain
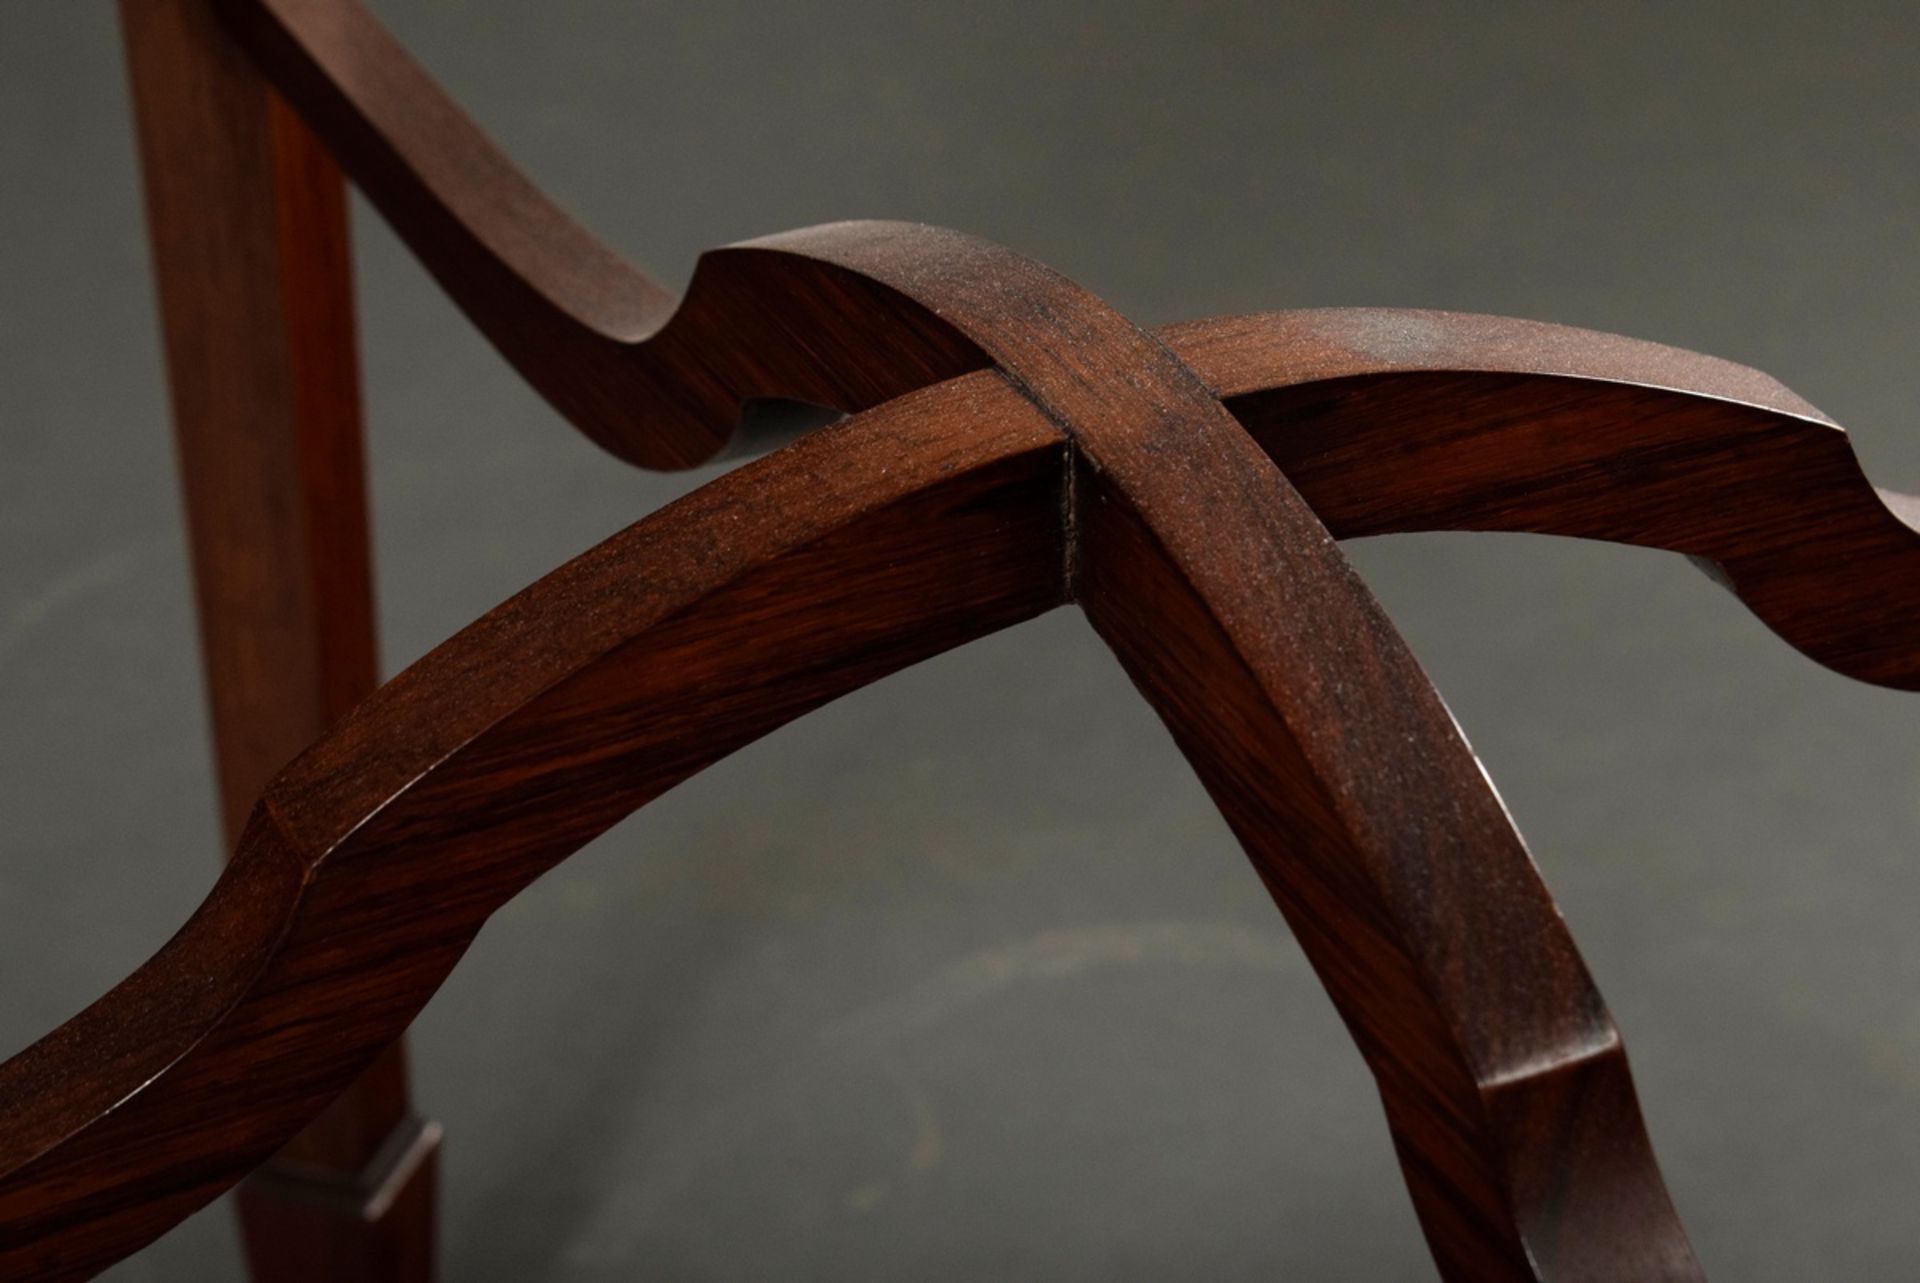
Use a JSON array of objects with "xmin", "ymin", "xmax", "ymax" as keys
[
  {"xmin": 214, "ymin": 0, "xmax": 692, "ymax": 464},
  {"xmin": 118, "ymin": 3, "xmax": 432, "ymax": 1278},
  {"xmin": 213, "ymin": 0, "xmax": 1920, "ymax": 692},
  {"xmin": 0, "ymin": 383, "xmax": 1067, "ymax": 1282},
  {"xmin": 120, "ymin": 0, "xmax": 377, "ymax": 848},
  {"xmin": 1170, "ymin": 309, "xmax": 1920, "ymax": 691},
  {"xmin": 2, "ymin": 220, "xmax": 1727, "ymax": 1282},
  {"xmin": 605, "ymin": 222, "xmax": 1705, "ymax": 1279},
  {"xmin": 5, "ymin": 1, "xmax": 1907, "ymax": 1279}
]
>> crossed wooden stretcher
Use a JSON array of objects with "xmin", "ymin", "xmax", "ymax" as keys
[{"xmin": 4, "ymin": 2, "xmax": 1916, "ymax": 1279}]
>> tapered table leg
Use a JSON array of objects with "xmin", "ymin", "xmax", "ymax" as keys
[{"xmin": 120, "ymin": 3, "xmax": 437, "ymax": 1278}]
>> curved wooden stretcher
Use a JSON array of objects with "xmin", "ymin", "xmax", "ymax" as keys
[{"xmin": 3, "ymin": 1, "xmax": 1915, "ymax": 1279}]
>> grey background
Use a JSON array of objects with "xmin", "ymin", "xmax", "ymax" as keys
[{"xmin": 3, "ymin": 2, "xmax": 1918, "ymax": 1279}]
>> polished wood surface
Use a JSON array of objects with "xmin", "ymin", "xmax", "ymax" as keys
[
  {"xmin": 1173, "ymin": 308, "xmax": 1920, "ymax": 690},
  {"xmin": 217, "ymin": 0, "xmax": 1920, "ymax": 689},
  {"xmin": 0, "ymin": 380, "xmax": 1067, "ymax": 1281},
  {"xmin": 118, "ymin": 2, "xmax": 432, "ymax": 1278},
  {"xmin": 3, "ymin": 1, "xmax": 1913, "ymax": 1279},
  {"xmin": 8, "ymin": 217, "xmax": 1827, "ymax": 1281}
]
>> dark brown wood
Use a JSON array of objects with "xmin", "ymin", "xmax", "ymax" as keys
[
  {"xmin": 1170, "ymin": 309, "xmax": 1920, "ymax": 690},
  {"xmin": 0, "ymin": 380, "xmax": 1066, "ymax": 1280},
  {"xmin": 118, "ymin": 2, "xmax": 433, "ymax": 1278},
  {"xmin": 121, "ymin": 0, "xmax": 377, "ymax": 839},
  {"xmin": 214, "ymin": 0, "xmax": 1920, "ymax": 693},
  {"xmin": 214, "ymin": 0, "xmax": 692, "ymax": 464},
  {"xmin": 8, "ymin": 2, "xmax": 1911, "ymax": 1279},
  {"xmin": 7, "ymin": 217, "xmax": 1766, "ymax": 1282},
  {"xmin": 694, "ymin": 223, "xmax": 1702, "ymax": 1278}
]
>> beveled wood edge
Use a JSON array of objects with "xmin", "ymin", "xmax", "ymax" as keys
[
  {"xmin": 0, "ymin": 215, "xmax": 1735, "ymax": 1275},
  {"xmin": 217, "ymin": 0, "xmax": 1918, "ymax": 613},
  {"xmin": 18, "ymin": 205, "xmax": 1912, "ymax": 1275},
  {"xmin": 203, "ymin": 0, "xmax": 1920, "ymax": 686},
  {"xmin": 1162, "ymin": 306, "xmax": 1833, "ymax": 422},
  {"xmin": 1078, "ymin": 476, "xmax": 1698, "ymax": 1279},
  {"xmin": 4, "ymin": 218, "xmax": 1736, "ymax": 1281},
  {"xmin": 118, "ymin": 4, "xmax": 429, "ymax": 1272},
  {"xmin": 39, "ymin": 4, "xmax": 1909, "ymax": 1274},
  {"xmin": 1178, "ymin": 309, "xmax": 1920, "ymax": 689},
  {"xmin": 0, "ymin": 374, "xmax": 1066, "ymax": 1280},
  {"xmin": 744, "ymin": 219, "xmax": 1696, "ymax": 1277},
  {"xmin": 212, "ymin": 0, "xmax": 694, "ymax": 464}
]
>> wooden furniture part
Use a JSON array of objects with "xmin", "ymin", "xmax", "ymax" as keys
[
  {"xmin": 118, "ymin": 3, "xmax": 432, "ymax": 1281},
  {"xmin": 1, "ymin": 2, "xmax": 1914, "ymax": 1280}
]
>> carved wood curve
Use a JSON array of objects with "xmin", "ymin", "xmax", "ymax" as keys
[
  {"xmin": 218, "ymin": 0, "xmax": 1920, "ymax": 689},
  {"xmin": 4, "ymin": 2, "xmax": 1914, "ymax": 1280},
  {"xmin": 1, "ymin": 221, "xmax": 1702, "ymax": 1283}
]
